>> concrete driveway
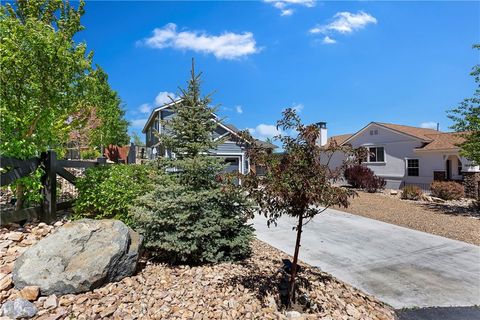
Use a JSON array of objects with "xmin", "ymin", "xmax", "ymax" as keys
[{"xmin": 252, "ymin": 208, "xmax": 480, "ymax": 309}]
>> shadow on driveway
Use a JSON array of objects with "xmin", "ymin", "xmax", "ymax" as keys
[{"xmin": 396, "ymin": 306, "xmax": 480, "ymax": 320}]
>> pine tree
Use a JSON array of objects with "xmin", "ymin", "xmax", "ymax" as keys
[{"xmin": 132, "ymin": 60, "xmax": 254, "ymax": 264}]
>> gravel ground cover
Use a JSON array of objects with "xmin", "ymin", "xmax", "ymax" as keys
[
  {"xmin": 334, "ymin": 191, "xmax": 480, "ymax": 245},
  {"xmin": 0, "ymin": 221, "xmax": 395, "ymax": 319}
]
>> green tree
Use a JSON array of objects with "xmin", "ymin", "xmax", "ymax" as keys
[
  {"xmin": 0, "ymin": 0, "xmax": 128, "ymax": 206},
  {"xmin": 240, "ymin": 109, "xmax": 358, "ymax": 307},
  {"xmin": 132, "ymin": 61, "xmax": 254, "ymax": 263},
  {"xmin": 448, "ymin": 44, "xmax": 480, "ymax": 164}
]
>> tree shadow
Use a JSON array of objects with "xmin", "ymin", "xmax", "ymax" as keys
[
  {"xmin": 222, "ymin": 259, "xmax": 333, "ymax": 309},
  {"xmin": 418, "ymin": 201, "xmax": 480, "ymax": 218}
]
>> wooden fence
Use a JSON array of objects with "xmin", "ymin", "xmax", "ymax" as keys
[{"xmin": 0, "ymin": 151, "xmax": 106, "ymax": 226}]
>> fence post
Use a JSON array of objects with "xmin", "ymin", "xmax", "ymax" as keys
[
  {"xmin": 41, "ymin": 150, "xmax": 57, "ymax": 224},
  {"xmin": 96, "ymin": 156, "xmax": 107, "ymax": 165}
]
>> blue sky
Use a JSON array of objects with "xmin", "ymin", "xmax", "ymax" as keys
[{"xmin": 77, "ymin": 1, "xmax": 479, "ymax": 142}]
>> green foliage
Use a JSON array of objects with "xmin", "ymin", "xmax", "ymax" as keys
[
  {"xmin": 133, "ymin": 62, "xmax": 254, "ymax": 263},
  {"xmin": 132, "ymin": 159, "xmax": 253, "ymax": 263},
  {"xmin": 239, "ymin": 109, "xmax": 359, "ymax": 306},
  {"xmin": 401, "ymin": 185, "xmax": 423, "ymax": 201},
  {"xmin": 80, "ymin": 148, "xmax": 100, "ymax": 160},
  {"xmin": 448, "ymin": 44, "xmax": 480, "ymax": 164},
  {"xmin": 74, "ymin": 164, "xmax": 153, "ymax": 227},
  {"xmin": 0, "ymin": 0, "xmax": 128, "ymax": 207},
  {"xmin": 430, "ymin": 181, "xmax": 464, "ymax": 201}
]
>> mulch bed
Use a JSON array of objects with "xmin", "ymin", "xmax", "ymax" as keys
[
  {"xmin": 334, "ymin": 191, "xmax": 480, "ymax": 245},
  {"xmin": 1, "ymin": 221, "xmax": 395, "ymax": 319}
]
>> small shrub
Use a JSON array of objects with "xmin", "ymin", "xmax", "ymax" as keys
[
  {"xmin": 74, "ymin": 164, "xmax": 153, "ymax": 226},
  {"xmin": 401, "ymin": 185, "xmax": 423, "ymax": 200},
  {"xmin": 80, "ymin": 148, "xmax": 100, "ymax": 160},
  {"xmin": 344, "ymin": 165, "xmax": 386, "ymax": 192},
  {"xmin": 430, "ymin": 181, "xmax": 464, "ymax": 200}
]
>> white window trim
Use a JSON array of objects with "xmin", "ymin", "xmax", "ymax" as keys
[
  {"xmin": 405, "ymin": 158, "xmax": 420, "ymax": 177},
  {"xmin": 364, "ymin": 146, "xmax": 386, "ymax": 164}
]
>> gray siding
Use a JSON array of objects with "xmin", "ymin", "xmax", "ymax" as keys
[{"xmin": 144, "ymin": 106, "xmax": 249, "ymax": 174}]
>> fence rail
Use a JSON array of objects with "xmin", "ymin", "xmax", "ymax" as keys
[{"xmin": 1, "ymin": 151, "xmax": 106, "ymax": 226}]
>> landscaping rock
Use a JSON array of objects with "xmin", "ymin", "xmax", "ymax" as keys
[
  {"xmin": 1, "ymin": 298, "xmax": 37, "ymax": 319},
  {"xmin": 0, "ymin": 274, "xmax": 12, "ymax": 291},
  {"xmin": 12, "ymin": 219, "xmax": 141, "ymax": 295},
  {"xmin": 19, "ymin": 286, "xmax": 39, "ymax": 301},
  {"xmin": 43, "ymin": 295, "xmax": 57, "ymax": 309}
]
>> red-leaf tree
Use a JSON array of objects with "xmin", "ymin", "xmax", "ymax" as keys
[{"xmin": 240, "ymin": 108, "xmax": 360, "ymax": 306}]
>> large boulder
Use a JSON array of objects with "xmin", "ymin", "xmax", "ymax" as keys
[{"xmin": 12, "ymin": 219, "xmax": 142, "ymax": 295}]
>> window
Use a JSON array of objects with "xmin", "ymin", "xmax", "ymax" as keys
[
  {"xmin": 458, "ymin": 160, "xmax": 462, "ymax": 175},
  {"xmin": 368, "ymin": 147, "xmax": 385, "ymax": 162},
  {"xmin": 407, "ymin": 159, "xmax": 419, "ymax": 176},
  {"xmin": 370, "ymin": 129, "xmax": 379, "ymax": 135}
]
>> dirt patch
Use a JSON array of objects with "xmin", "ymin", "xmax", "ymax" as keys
[{"xmin": 334, "ymin": 191, "xmax": 480, "ymax": 245}]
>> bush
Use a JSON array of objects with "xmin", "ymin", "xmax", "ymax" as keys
[
  {"xmin": 401, "ymin": 185, "xmax": 423, "ymax": 200},
  {"xmin": 80, "ymin": 148, "xmax": 101, "ymax": 160},
  {"xmin": 132, "ymin": 158, "xmax": 254, "ymax": 264},
  {"xmin": 344, "ymin": 165, "xmax": 386, "ymax": 192},
  {"xmin": 430, "ymin": 181, "xmax": 464, "ymax": 200},
  {"xmin": 74, "ymin": 164, "xmax": 153, "ymax": 226}
]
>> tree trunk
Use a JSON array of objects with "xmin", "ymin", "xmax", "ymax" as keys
[
  {"xmin": 15, "ymin": 183, "xmax": 24, "ymax": 210},
  {"xmin": 288, "ymin": 213, "xmax": 304, "ymax": 307}
]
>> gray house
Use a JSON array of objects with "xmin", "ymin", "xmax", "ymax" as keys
[{"xmin": 142, "ymin": 99, "xmax": 276, "ymax": 174}]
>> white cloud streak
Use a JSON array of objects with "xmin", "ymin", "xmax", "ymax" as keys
[
  {"xmin": 235, "ymin": 105, "xmax": 243, "ymax": 114},
  {"xmin": 265, "ymin": 0, "xmax": 316, "ymax": 16},
  {"xmin": 322, "ymin": 36, "xmax": 337, "ymax": 44},
  {"xmin": 310, "ymin": 11, "xmax": 377, "ymax": 34},
  {"xmin": 155, "ymin": 91, "xmax": 177, "ymax": 106},
  {"xmin": 248, "ymin": 124, "xmax": 283, "ymax": 140},
  {"xmin": 292, "ymin": 103, "xmax": 304, "ymax": 113},
  {"xmin": 138, "ymin": 91, "xmax": 177, "ymax": 115},
  {"xmin": 131, "ymin": 119, "xmax": 148, "ymax": 129},
  {"xmin": 310, "ymin": 11, "xmax": 377, "ymax": 44},
  {"xmin": 420, "ymin": 121, "xmax": 438, "ymax": 130},
  {"xmin": 140, "ymin": 23, "xmax": 260, "ymax": 60}
]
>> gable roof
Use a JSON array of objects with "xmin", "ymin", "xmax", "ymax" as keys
[
  {"xmin": 376, "ymin": 122, "xmax": 440, "ymax": 141},
  {"xmin": 328, "ymin": 133, "xmax": 353, "ymax": 146},
  {"xmin": 142, "ymin": 99, "xmax": 277, "ymax": 149},
  {"xmin": 418, "ymin": 132, "xmax": 468, "ymax": 151},
  {"xmin": 330, "ymin": 121, "xmax": 468, "ymax": 152}
]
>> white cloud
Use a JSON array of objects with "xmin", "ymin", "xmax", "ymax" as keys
[
  {"xmin": 155, "ymin": 91, "xmax": 177, "ymax": 106},
  {"xmin": 310, "ymin": 11, "xmax": 377, "ymax": 40},
  {"xmin": 235, "ymin": 105, "xmax": 243, "ymax": 114},
  {"xmin": 265, "ymin": 0, "xmax": 316, "ymax": 16},
  {"xmin": 138, "ymin": 91, "xmax": 177, "ymax": 114},
  {"xmin": 281, "ymin": 9, "xmax": 294, "ymax": 16},
  {"xmin": 420, "ymin": 121, "xmax": 438, "ymax": 130},
  {"xmin": 248, "ymin": 124, "xmax": 283, "ymax": 140},
  {"xmin": 292, "ymin": 103, "xmax": 304, "ymax": 112},
  {"xmin": 139, "ymin": 103, "xmax": 152, "ymax": 114},
  {"xmin": 131, "ymin": 118, "xmax": 148, "ymax": 128},
  {"xmin": 140, "ymin": 23, "xmax": 260, "ymax": 60},
  {"xmin": 322, "ymin": 36, "xmax": 337, "ymax": 44}
]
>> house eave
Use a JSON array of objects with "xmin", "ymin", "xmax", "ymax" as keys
[
  {"xmin": 142, "ymin": 99, "xmax": 183, "ymax": 133},
  {"xmin": 341, "ymin": 122, "xmax": 432, "ymax": 146},
  {"xmin": 413, "ymin": 147, "xmax": 461, "ymax": 154}
]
